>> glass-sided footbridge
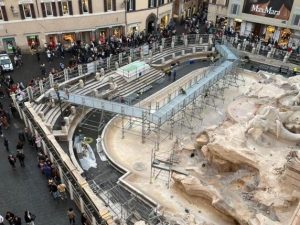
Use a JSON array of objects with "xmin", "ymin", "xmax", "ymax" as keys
[{"xmin": 53, "ymin": 45, "xmax": 238, "ymax": 126}]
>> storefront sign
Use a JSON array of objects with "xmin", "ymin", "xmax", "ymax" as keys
[{"xmin": 242, "ymin": 0, "xmax": 294, "ymax": 21}]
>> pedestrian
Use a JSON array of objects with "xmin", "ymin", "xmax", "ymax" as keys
[
  {"xmin": 8, "ymin": 154, "xmax": 17, "ymax": 169},
  {"xmin": 24, "ymin": 210, "xmax": 35, "ymax": 225},
  {"xmin": 0, "ymin": 214, "xmax": 4, "ymax": 225},
  {"xmin": 172, "ymin": 68, "xmax": 177, "ymax": 81},
  {"xmin": 5, "ymin": 211, "xmax": 15, "ymax": 225},
  {"xmin": 18, "ymin": 132, "xmax": 26, "ymax": 143},
  {"xmin": 16, "ymin": 150, "xmax": 25, "ymax": 167},
  {"xmin": 67, "ymin": 208, "xmax": 76, "ymax": 225},
  {"xmin": 57, "ymin": 182, "xmax": 67, "ymax": 200},
  {"xmin": 49, "ymin": 182, "xmax": 59, "ymax": 199},
  {"xmin": 81, "ymin": 213, "xmax": 88, "ymax": 225},
  {"xmin": 14, "ymin": 216, "xmax": 22, "ymax": 225},
  {"xmin": 4, "ymin": 137, "xmax": 9, "ymax": 151}
]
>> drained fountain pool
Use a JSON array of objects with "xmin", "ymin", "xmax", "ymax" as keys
[{"xmin": 116, "ymin": 60, "xmax": 151, "ymax": 82}]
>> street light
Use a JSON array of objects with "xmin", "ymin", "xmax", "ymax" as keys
[{"xmin": 53, "ymin": 83, "xmax": 66, "ymax": 126}]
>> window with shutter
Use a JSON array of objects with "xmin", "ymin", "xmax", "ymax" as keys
[
  {"xmin": 292, "ymin": 15, "xmax": 300, "ymax": 26},
  {"xmin": 45, "ymin": 2, "xmax": 53, "ymax": 16},
  {"xmin": 231, "ymin": 4, "xmax": 239, "ymax": 15},
  {"xmin": 19, "ymin": 4, "xmax": 25, "ymax": 19},
  {"xmin": 30, "ymin": 3, "xmax": 36, "ymax": 18},
  {"xmin": 81, "ymin": 0, "xmax": 89, "ymax": 13},
  {"xmin": 58, "ymin": 1, "xmax": 63, "ymax": 16},
  {"xmin": 68, "ymin": 1, "xmax": 73, "ymax": 15},
  {"xmin": 52, "ymin": 2, "xmax": 57, "ymax": 16},
  {"xmin": 104, "ymin": 0, "xmax": 107, "ymax": 12},
  {"xmin": 0, "ymin": 6, "xmax": 8, "ymax": 21},
  {"xmin": 112, "ymin": 0, "xmax": 116, "ymax": 11},
  {"xmin": 78, "ymin": 0, "xmax": 83, "ymax": 14},
  {"xmin": 41, "ymin": 2, "xmax": 46, "ymax": 17},
  {"xmin": 88, "ymin": 0, "xmax": 92, "ymax": 13},
  {"xmin": 106, "ymin": 0, "xmax": 112, "ymax": 11}
]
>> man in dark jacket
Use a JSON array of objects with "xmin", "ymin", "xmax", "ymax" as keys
[{"xmin": 16, "ymin": 150, "xmax": 25, "ymax": 167}]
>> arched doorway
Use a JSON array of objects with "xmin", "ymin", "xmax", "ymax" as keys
[{"xmin": 146, "ymin": 13, "xmax": 157, "ymax": 34}]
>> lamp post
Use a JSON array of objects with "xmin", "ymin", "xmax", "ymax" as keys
[{"xmin": 53, "ymin": 83, "xmax": 65, "ymax": 126}]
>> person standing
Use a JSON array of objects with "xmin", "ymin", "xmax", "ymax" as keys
[
  {"xmin": 5, "ymin": 211, "xmax": 15, "ymax": 224},
  {"xmin": 67, "ymin": 208, "xmax": 76, "ymax": 225},
  {"xmin": 24, "ymin": 210, "xmax": 35, "ymax": 225},
  {"xmin": 57, "ymin": 183, "xmax": 67, "ymax": 200},
  {"xmin": 81, "ymin": 213, "xmax": 88, "ymax": 225},
  {"xmin": 0, "ymin": 214, "xmax": 4, "ymax": 225},
  {"xmin": 8, "ymin": 154, "xmax": 17, "ymax": 169},
  {"xmin": 14, "ymin": 216, "xmax": 22, "ymax": 225},
  {"xmin": 16, "ymin": 150, "xmax": 25, "ymax": 167},
  {"xmin": 4, "ymin": 137, "xmax": 9, "ymax": 152}
]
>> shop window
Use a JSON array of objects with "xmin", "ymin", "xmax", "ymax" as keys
[
  {"xmin": 230, "ymin": 4, "xmax": 239, "ymax": 15},
  {"xmin": 27, "ymin": 35, "xmax": 40, "ymax": 49},
  {"xmin": 292, "ymin": 14, "xmax": 300, "ymax": 26}
]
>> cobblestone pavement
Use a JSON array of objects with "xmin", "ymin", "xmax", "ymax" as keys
[{"xmin": 0, "ymin": 94, "xmax": 80, "ymax": 224}]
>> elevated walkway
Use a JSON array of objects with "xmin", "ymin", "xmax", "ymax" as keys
[{"xmin": 53, "ymin": 45, "xmax": 238, "ymax": 125}]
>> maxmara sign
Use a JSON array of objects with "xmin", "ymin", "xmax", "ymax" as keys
[{"xmin": 242, "ymin": 0, "xmax": 294, "ymax": 21}]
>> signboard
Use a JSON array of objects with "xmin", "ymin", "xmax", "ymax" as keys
[{"xmin": 242, "ymin": 0, "xmax": 294, "ymax": 21}]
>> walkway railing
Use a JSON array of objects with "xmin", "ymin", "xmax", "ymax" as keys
[{"xmin": 23, "ymin": 34, "xmax": 212, "ymax": 103}]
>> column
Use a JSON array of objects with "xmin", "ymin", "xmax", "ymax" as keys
[
  {"xmin": 39, "ymin": 80, "xmax": 44, "ymax": 94},
  {"xmin": 11, "ymin": 93, "xmax": 22, "ymax": 119},
  {"xmin": 119, "ymin": 53, "xmax": 122, "ymax": 65},
  {"xmin": 49, "ymin": 73, "xmax": 54, "ymax": 87},
  {"xmin": 26, "ymin": 86, "xmax": 34, "ymax": 101},
  {"xmin": 78, "ymin": 65, "xmax": 83, "ymax": 76},
  {"xmin": 107, "ymin": 57, "xmax": 111, "ymax": 69},
  {"xmin": 58, "ymin": 165, "xmax": 64, "ymax": 184},
  {"xmin": 79, "ymin": 196, "xmax": 84, "ymax": 212},
  {"xmin": 161, "ymin": 38, "xmax": 165, "ymax": 49},
  {"xmin": 68, "ymin": 180, "xmax": 74, "ymax": 200},
  {"xmin": 64, "ymin": 68, "xmax": 69, "ymax": 81}
]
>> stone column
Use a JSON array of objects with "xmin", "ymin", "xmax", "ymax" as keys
[
  {"xmin": 283, "ymin": 55, "xmax": 289, "ymax": 63},
  {"xmin": 172, "ymin": 35, "xmax": 176, "ymax": 43},
  {"xmin": 100, "ymin": 68, "xmax": 105, "ymax": 76},
  {"xmin": 172, "ymin": 53, "xmax": 176, "ymax": 59},
  {"xmin": 267, "ymin": 51, "xmax": 272, "ymax": 58},
  {"xmin": 39, "ymin": 80, "xmax": 44, "ymax": 94},
  {"xmin": 64, "ymin": 68, "xmax": 69, "ymax": 81},
  {"xmin": 27, "ymin": 86, "xmax": 34, "ymax": 101},
  {"xmin": 68, "ymin": 180, "xmax": 74, "ymax": 200},
  {"xmin": 64, "ymin": 117, "xmax": 70, "ymax": 126},
  {"xmin": 159, "ymin": 45, "xmax": 163, "ymax": 53},
  {"xmin": 192, "ymin": 47, "xmax": 196, "ymax": 53},
  {"xmin": 184, "ymin": 35, "xmax": 188, "ymax": 46},
  {"xmin": 79, "ymin": 79, "xmax": 84, "ymax": 88},
  {"xmin": 182, "ymin": 50, "xmax": 185, "ymax": 55},
  {"xmin": 161, "ymin": 38, "xmax": 165, "ymax": 48},
  {"xmin": 171, "ymin": 42, "xmax": 174, "ymax": 49},
  {"xmin": 251, "ymin": 47, "xmax": 256, "ymax": 54},
  {"xmin": 11, "ymin": 93, "xmax": 22, "ymax": 119},
  {"xmin": 195, "ymin": 34, "xmax": 200, "ymax": 43},
  {"xmin": 95, "ymin": 72, "xmax": 101, "ymax": 81},
  {"xmin": 79, "ymin": 197, "xmax": 84, "ymax": 212},
  {"xmin": 107, "ymin": 57, "xmax": 111, "ymax": 69},
  {"xmin": 119, "ymin": 53, "xmax": 122, "ymax": 65},
  {"xmin": 78, "ymin": 64, "xmax": 83, "ymax": 76},
  {"xmin": 128, "ymin": 56, "xmax": 132, "ymax": 64},
  {"xmin": 71, "ymin": 106, "xmax": 76, "ymax": 115},
  {"xmin": 204, "ymin": 46, "xmax": 208, "ymax": 52},
  {"xmin": 161, "ymin": 58, "xmax": 165, "ymax": 64},
  {"xmin": 211, "ymin": 47, "xmax": 215, "ymax": 52},
  {"xmin": 49, "ymin": 73, "xmax": 54, "ymax": 87},
  {"xmin": 57, "ymin": 165, "xmax": 64, "ymax": 184},
  {"xmin": 237, "ymin": 43, "xmax": 241, "ymax": 50},
  {"xmin": 115, "ymin": 61, "xmax": 119, "ymax": 69},
  {"xmin": 199, "ymin": 37, "xmax": 203, "ymax": 44}
]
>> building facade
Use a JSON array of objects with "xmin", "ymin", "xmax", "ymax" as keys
[
  {"xmin": 172, "ymin": 0, "xmax": 203, "ymax": 22},
  {"xmin": 226, "ymin": 0, "xmax": 300, "ymax": 47},
  {"xmin": 0, "ymin": 0, "xmax": 175, "ymax": 52},
  {"xmin": 126, "ymin": 0, "xmax": 173, "ymax": 35}
]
